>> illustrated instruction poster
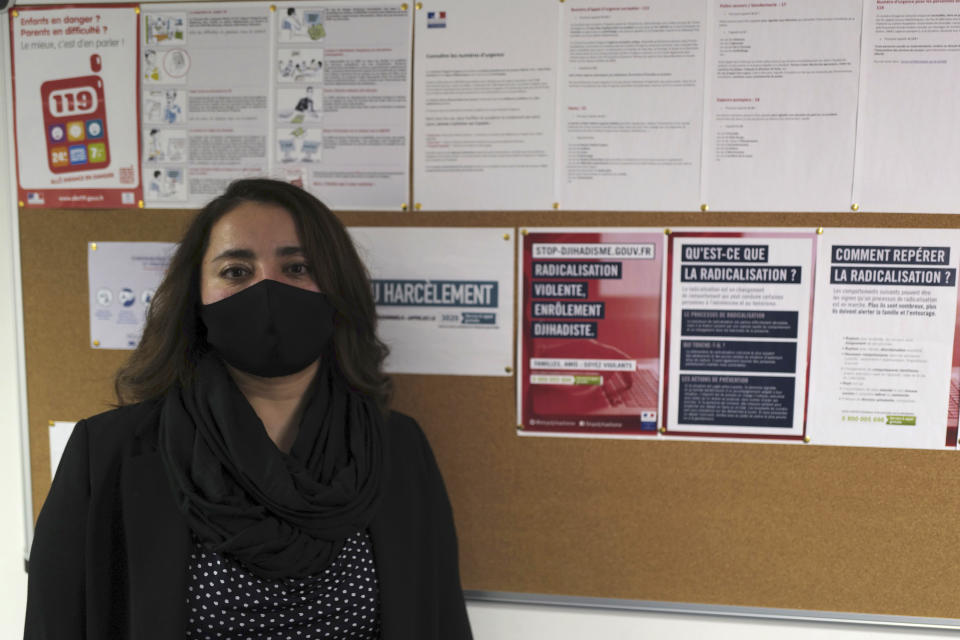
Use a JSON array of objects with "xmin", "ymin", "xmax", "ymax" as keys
[
  {"xmin": 700, "ymin": 0, "xmax": 861, "ymax": 212},
  {"xmin": 412, "ymin": 0, "xmax": 558, "ymax": 210},
  {"xmin": 139, "ymin": 1, "xmax": 412, "ymax": 210},
  {"xmin": 557, "ymin": 0, "xmax": 706, "ymax": 211},
  {"xmin": 518, "ymin": 229, "xmax": 664, "ymax": 436},
  {"xmin": 88, "ymin": 241, "xmax": 175, "ymax": 349},
  {"xmin": 11, "ymin": 5, "xmax": 141, "ymax": 208},
  {"xmin": 142, "ymin": 3, "xmax": 271, "ymax": 207},
  {"xmin": 277, "ymin": 2, "xmax": 412, "ymax": 209},
  {"xmin": 807, "ymin": 229, "xmax": 960, "ymax": 449},
  {"xmin": 665, "ymin": 231, "xmax": 815, "ymax": 439},
  {"xmin": 349, "ymin": 227, "xmax": 514, "ymax": 375}
]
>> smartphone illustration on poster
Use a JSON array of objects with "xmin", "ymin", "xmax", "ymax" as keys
[{"xmin": 40, "ymin": 58, "xmax": 111, "ymax": 174}]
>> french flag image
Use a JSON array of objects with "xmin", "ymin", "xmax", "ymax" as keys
[
  {"xmin": 640, "ymin": 411, "xmax": 657, "ymax": 431},
  {"xmin": 427, "ymin": 10, "xmax": 446, "ymax": 28}
]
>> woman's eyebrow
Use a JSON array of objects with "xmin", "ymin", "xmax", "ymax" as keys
[
  {"xmin": 210, "ymin": 246, "xmax": 304, "ymax": 261},
  {"xmin": 210, "ymin": 248, "xmax": 255, "ymax": 261}
]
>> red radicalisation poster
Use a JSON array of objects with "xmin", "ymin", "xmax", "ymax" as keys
[{"xmin": 518, "ymin": 229, "xmax": 664, "ymax": 436}]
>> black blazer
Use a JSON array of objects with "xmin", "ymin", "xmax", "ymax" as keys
[{"xmin": 24, "ymin": 400, "xmax": 472, "ymax": 639}]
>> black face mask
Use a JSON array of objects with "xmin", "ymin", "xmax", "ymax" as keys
[{"xmin": 201, "ymin": 279, "xmax": 336, "ymax": 377}]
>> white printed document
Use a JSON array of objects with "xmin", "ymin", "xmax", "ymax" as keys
[
  {"xmin": 412, "ymin": 0, "xmax": 558, "ymax": 210},
  {"xmin": 701, "ymin": 0, "xmax": 861, "ymax": 212},
  {"xmin": 558, "ymin": 0, "xmax": 706, "ymax": 211},
  {"xmin": 852, "ymin": 1, "xmax": 960, "ymax": 213},
  {"xmin": 142, "ymin": 3, "xmax": 272, "ymax": 207},
  {"xmin": 276, "ymin": 1, "xmax": 412, "ymax": 209}
]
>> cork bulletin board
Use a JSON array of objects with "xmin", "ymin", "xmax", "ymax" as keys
[{"xmin": 20, "ymin": 206, "xmax": 960, "ymax": 622}]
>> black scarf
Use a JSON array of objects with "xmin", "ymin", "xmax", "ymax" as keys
[{"xmin": 158, "ymin": 353, "xmax": 383, "ymax": 579}]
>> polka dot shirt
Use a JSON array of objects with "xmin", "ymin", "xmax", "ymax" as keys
[{"xmin": 185, "ymin": 530, "xmax": 381, "ymax": 640}]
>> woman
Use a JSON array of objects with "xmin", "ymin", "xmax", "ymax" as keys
[{"xmin": 24, "ymin": 179, "xmax": 472, "ymax": 639}]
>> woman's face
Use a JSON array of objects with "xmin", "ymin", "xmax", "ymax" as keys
[{"xmin": 200, "ymin": 201, "xmax": 320, "ymax": 305}]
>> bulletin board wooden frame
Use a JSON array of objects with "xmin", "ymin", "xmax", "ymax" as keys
[
  {"xmin": 9, "ymin": 0, "xmax": 960, "ymax": 627},
  {"xmin": 19, "ymin": 207, "xmax": 960, "ymax": 627}
]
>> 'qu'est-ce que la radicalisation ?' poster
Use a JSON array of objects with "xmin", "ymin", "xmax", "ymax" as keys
[
  {"xmin": 518, "ymin": 229, "xmax": 664, "ymax": 437},
  {"xmin": 664, "ymin": 230, "xmax": 816, "ymax": 441}
]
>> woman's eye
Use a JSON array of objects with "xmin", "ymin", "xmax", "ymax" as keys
[
  {"xmin": 285, "ymin": 262, "xmax": 311, "ymax": 275},
  {"xmin": 220, "ymin": 266, "xmax": 250, "ymax": 279}
]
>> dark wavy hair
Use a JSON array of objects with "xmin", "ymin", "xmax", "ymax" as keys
[{"xmin": 115, "ymin": 178, "xmax": 391, "ymax": 411}]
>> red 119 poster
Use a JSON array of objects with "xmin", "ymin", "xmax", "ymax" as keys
[{"xmin": 11, "ymin": 5, "xmax": 141, "ymax": 208}]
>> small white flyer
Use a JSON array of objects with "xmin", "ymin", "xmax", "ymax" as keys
[{"xmin": 87, "ymin": 241, "xmax": 176, "ymax": 349}]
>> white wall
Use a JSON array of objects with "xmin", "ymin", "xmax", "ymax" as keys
[
  {"xmin": 0, "ymin": 227, "xmax": 28, "ymax": 635},
  {"xmin": 0, "ymin": 10, "xmax": 31, "ymax": 635}
]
